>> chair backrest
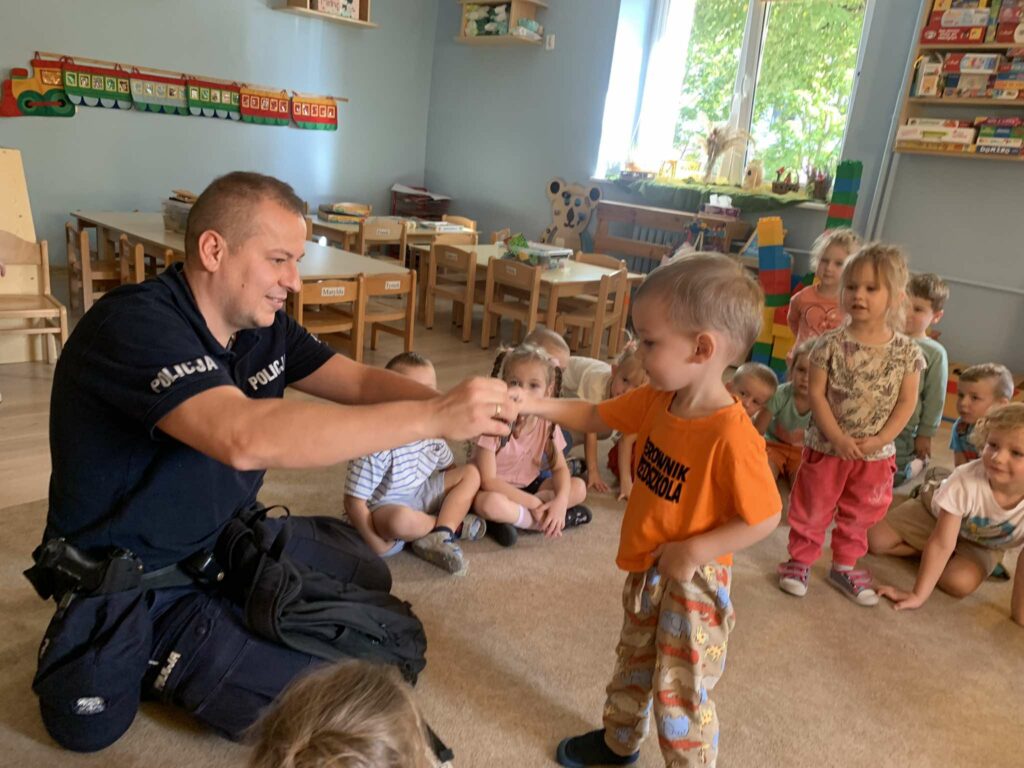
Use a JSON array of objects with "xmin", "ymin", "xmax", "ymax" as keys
[
  {"xmin": 358, "ymin": 217, "xmax": 408, "ymax": 256},
  {"xmin": 431, "ymin": 231, "xmax": 478, "ymax": 247},
  {"xmin": 575, "ymin": 251, "xmax": 627, "ymax": 271},
  {"xmin": 0, "ymin": 229, "xmax": 50, "ymax": 295},
  {"xmin": 362, "ymin": 269, "xmax": 415, "ymax": 301},
  {"xmin": 432, "ymin": 243, "xmax": 476, "ymax": 276},
  {"xmin": 65, "ymin": 222, "xmax": 84, "ymax": 270},
  {"xmin": 490, "ymin": 227, "xmax": 511, "ymax": 245},
  {"xmin": 292, "ymin": 276, "xmax": 361, "ymax": 328},
  {"xmin": 118, "ymin": 235, "xmax": 146, "ymax": 285},
  {"xmin": 443, "ymin": 214, "xmax": 477, "ymax": 231},
  {"xmin": 488, "ymin": 258, "xmax": 543, "ymax": 294}
]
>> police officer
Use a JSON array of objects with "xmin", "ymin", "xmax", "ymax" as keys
[{"xmin": 33, "ymin": 172, "xmax": 517, "ymax": 752}]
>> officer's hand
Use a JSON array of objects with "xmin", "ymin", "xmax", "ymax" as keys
[{"xmin": 432, "ymin": 377, "xmax": 520, "ymax": 440}]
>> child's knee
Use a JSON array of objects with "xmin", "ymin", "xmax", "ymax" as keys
[
  {"xmin": 938, "ymin": 560, "xmax": 985, "ymax": 598},
  {"xmin": 569, "ymin": 476, "xmax": 587, "ymax": 502},
  {"xmin": 472, "ymin": 491, "xmax": 506, "ymax": 518}
]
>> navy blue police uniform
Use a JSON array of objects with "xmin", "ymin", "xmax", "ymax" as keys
[{"xmin": 35, "ymin": 263, "xmax": 387, "ymax": 751}]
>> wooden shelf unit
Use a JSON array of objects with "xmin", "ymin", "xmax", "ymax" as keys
[
  {"xmin": 455, "ymin": 0, "xmax": 547, "ymax": 47},
  {"xmin": 276, "ymin": 0, "xmax": 377, "ymax": 29},
  {"xmin": 895, "ymin": 7, "xmax": 1023, "ymax": 162}
]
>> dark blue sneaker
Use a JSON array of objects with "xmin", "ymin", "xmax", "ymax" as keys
[{"xmin": 556, "ymin": 729, "xmax": 639, "ymax": 767}]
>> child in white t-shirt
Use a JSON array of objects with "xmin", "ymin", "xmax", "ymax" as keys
[
  {"xmin": 561, "ymin": 344, "xmax": 648, "ymax": 497},
  {"xmin": 473, "ymin": 343, "xmax": 590, "ymax": 546},
  {"xmin": 344, "ymin": 352, "xmax": 484, "ymax": 576},
  {"xmin": 871, "ymin": 403, "xmax": 1024, "ymax": 624}
]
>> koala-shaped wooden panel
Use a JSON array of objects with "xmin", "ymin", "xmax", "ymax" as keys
[{"xmin": 541, "ymin": 177, "xmax": 601, "ymax": 252}]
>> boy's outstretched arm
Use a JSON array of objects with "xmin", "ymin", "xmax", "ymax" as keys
[
  {"xmin": 655, "ymin": 513, "xmax": 781, "ymax": 582},
  {"xmin": 877, "ymin": 510, "xmax": 959, "ymax": 610},
  {"xmin": 518, "ymin": 394, "xmax": 609, "ymax": 435},
  {"xmin": 1012, "ymin": 548, "xmax": 1024, "ymax": 627}
]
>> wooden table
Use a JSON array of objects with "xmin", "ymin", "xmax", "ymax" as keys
[
  {"xmin": 71, "ymin": 211, "xmax": 407, "ymax": 281},
  {"xmin": 310, "ymin": 216, "xmax": 474, "ymax": 251},
  {"xmin": 473, "ymin": 244, "xmax": 643, "ymax": 339}
]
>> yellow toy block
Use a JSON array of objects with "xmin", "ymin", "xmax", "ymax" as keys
[
  {"xmin": 757, "ymin": 306, "xmax": 774, "ymax": 344},
  {"xmin": 772, "ymin": 333, "xmax": 796, "ymax": 360},
  {"xmin": 756, "ymin": 217, "xmax": 784, "ymax": 247},
  {"xmin": 772, "ymin": 322, "xmax": 795, "ymax": 342}
]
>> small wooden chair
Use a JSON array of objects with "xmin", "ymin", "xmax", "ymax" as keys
[
  {"xmin": 0, "ymin": 230, "xmax": 68, "ymax": 363},
  {"xmin": 289, "ymin": 277, "xmax": 362, "ymax": 359},
  {"xmin": 118, "ymin": 235, "xmax": 147, "ymax": 285},
  {"xmin": 361, "ymin": 270, "xmax": 417, "ymax": 357},
  {"xmin": 414, "ymin": 230, "xmax": 478, "ymax": 316},
  {"xmin": 480, "ymin": 258, "xmax": 544, "ymax": 349},
  {"xmin": 442, "ymin": 214, "xmax": 477, "ymax": 231},
  {"xmin": 424, "ymin": 243, "xmax": 482, "ymax": 343},
  {"xmin": 357, "ymin": 217, "xmax": 409, "ymax": 265},
  {"xmin": 66, "ymin": 221, "xmax": 119, "ymax": 312},
  {"xmin": 556, "ymin": 268, "xmax": 628, "ymax": 358},
  {"xmin": 490, "ymin": 227, "xmax": 511, "ymax": 245}
]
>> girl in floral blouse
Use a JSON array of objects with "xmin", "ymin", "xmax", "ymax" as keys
[{"xmin": 778, "ymin": 243, "xmax": 924, "ymax": 606}]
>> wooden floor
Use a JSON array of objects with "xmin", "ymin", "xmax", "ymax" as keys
[{"xmin": 0, "ymin": 305, "xmax": 581, "ymax": 510}]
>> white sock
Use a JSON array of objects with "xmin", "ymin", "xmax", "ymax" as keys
[
  {"xmin": 514, "ymin": 505, "xmax": 534, "ymax": 529},
  {"xmin": 833, "ymin": 563, "xmax": 853, "ymax": 571}
]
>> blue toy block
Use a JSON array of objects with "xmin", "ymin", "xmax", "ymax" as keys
[{"xmin": 832, "ymin": 176, "xmax": 859, "ymax": 194}]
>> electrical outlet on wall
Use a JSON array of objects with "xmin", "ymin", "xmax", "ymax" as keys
[{"xmin": 545, "ymin": 34, "xmax": 555, "ymax": 50}]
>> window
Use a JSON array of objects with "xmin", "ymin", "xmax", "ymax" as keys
[{"xmin": 597, "ymin": 0, "xmax": 868, "ymax": 184}]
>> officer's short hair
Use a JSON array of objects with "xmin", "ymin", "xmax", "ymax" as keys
[{"xmin": 185, "ymin": 172, "xmax": 305, "ymax": 260}]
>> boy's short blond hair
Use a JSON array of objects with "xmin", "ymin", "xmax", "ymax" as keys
[
  {"xmin": 810, "ymin": 228, "xmax": 861, "ymax": 270},
  {"xmin": 971, "ymin": 402, "xmax": 1024, "ymax": 448},
  {"xmin": 733, "ymin": 362, "xmax": 778, "ymax": 393},
  {"xmin": 960, "ymin": 363, "xmax": 1015, "ymax": 400},
  {"xmin": 840, "ymin": 243, "xmax": 910, "ymax": 332},
  {"xmin": 907, "ymin": 272, "xmax": 950, "ymax": 312},
  {"xmin": 635, "ymin": 252, "xmax": 764, "ymax": 361},
  {"xmin": 523, "ymin": 326, "xmax": 570, "ymax": 366},
  {"xmin": 249, "ymin": 661, "xmax": 430, "ymax": 768}
]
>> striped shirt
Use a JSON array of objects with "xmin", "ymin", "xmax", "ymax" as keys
[{"xmin": 345, "ymin": 439, "xmax": 454, "ymax": 505}]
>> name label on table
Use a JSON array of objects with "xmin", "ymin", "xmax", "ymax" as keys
[{"xmin": 321, "ymin": 286, "xmax": 347, "ymax": 297}]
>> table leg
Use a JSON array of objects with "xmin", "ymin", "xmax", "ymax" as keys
[{"xmin": 544, "ymin": 284, "xmax": 560, "ymax": 332}]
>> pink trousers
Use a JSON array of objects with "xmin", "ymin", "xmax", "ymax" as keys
[{"xmin": 787, "ymin": 448, "xmax": 895, "ymax": 567}]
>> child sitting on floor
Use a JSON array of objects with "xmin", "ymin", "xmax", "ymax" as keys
[
  {"xmin": 515, "ymin": 253, "xmax": 781, "ymax": 767},
  {"xmin": 778, "ymin": 243, "xmax": 923, "ymax": 607},
  {"xmin": 893, "ymin": 273, "xmax": 949, "ymax": 485},
  {"xmin": 249, "ymin": 660, "xmax": 433, "ymax": 768},
  {"xmin": 870, "ymin": 404, "xmax": 1024, "ymax": 626},
  {"xmin": 344, "ymin": 352, "xmax": 485, "ymax": 576},
  {"xmin": 754, "ymin": 340, "xmax": 814, "ymax": 483},
  {"xmin": 786, "ymin": 228, "xmax": 861, "ymax": 353},
  {"xmin": 726, "ymin": 361, "xmax": 778, "ymax": 421},
  {"xmin": 473, "ymin": 343, "xmax": 590, "ymax": 547},
  {"xmin": 561, "ymin": 343, "xmax": 648, "ymax": 497},
  {"xmin": 950, "ymin": 363, "xmax": 1014, "ymax": 466}
]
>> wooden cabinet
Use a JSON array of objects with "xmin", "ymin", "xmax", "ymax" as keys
[
  {"xmin": 276, "ymin": 0, "xmax": 377, "ymax": 29},
  {"xmin": 455, "ymin": 0, "xmax": 547, "ymax": 46}
]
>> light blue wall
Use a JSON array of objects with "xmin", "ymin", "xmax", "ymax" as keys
[
  {"xmin": 423, "ymin": 0, "xmax": 622, "ymax": 238},
  {"xmin": 0, "ymin": 0, "xmax": 439, "ymax": 269}
]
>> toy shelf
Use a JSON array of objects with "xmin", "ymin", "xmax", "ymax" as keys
[
  {"xmin": 908, "ymin": 97, "xmax": 1024, "ymax": 107},
  {"xmin": 895, "ymin": 145, "xmax": 1024, "ymax": 161},
  {"xmin": 455, "ymin": 0, "xmax": 547, "ymax": 47},
  {"xmin": 276, "ymin": 0, "xmax": 377, "ymax": 29},
  {"xmin": 919, "ymin": 42, "xmax": 1019, "ymax": 51}
]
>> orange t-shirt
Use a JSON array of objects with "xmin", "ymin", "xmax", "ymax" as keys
[{"xmin": 598, "ymin": 386, "xmax": 781, "ymax": 572}]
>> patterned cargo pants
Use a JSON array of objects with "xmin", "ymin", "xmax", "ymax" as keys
[{"xmin": 603, "ymin": 564, "xmax": 736, "ymax": 767}]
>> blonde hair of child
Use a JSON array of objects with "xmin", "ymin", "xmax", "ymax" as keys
[
  {"xmin": 607, "ymin": 338, "xmax": 649, "ymax": 396},
  {"xmin": 249, "ymin": 661, "xmax": 430, "ymax": 768},
  {"xmin": 960, "ymin": 363, "xmax": 1015, "ymax": 401},
  {"xmin": 971, "ymin": 403, "xmax": 1024, "ymax": 449},
  {"xmin": 635, "ymin": 252, "xmax": 764, "ymax": 362},
  {"xmin": 522, "ymin": 326, "xmax": 570, "ymax": 364},
  {"xmin": 907, "ymin": 272, "xmax": 950, "ymax": 312},
  {"xmin": 809, "ymin": 228, "xmax": 860, "ymax": 270},
  {"xmin": 839, "ymin": 242, "xmax": 909, "ymax": 332},
  {"xmin": 787, "ymin": 339, "xmax": 816, "ymax": 376},
  {"xmin": 733, "ymin": 362, "xmax": 778, "ymax": 392}
]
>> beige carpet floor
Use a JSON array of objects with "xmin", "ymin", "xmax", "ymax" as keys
[{"xmin": 2, "ymin": 462, "xmax": 1022, "ymax": 767}]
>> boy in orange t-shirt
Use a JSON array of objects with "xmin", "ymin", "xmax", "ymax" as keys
[{"xmin": 518, "ymin": 253, "xmax": 781, "ymax": 768}]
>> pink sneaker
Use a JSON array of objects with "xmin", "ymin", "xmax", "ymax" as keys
[
  {"xmin": 778, "ymin": 560, "xmax": 810, "ymax": 597},
  {"xmin": 828, "ymin": 567, "xmax": 878, "ymax": 606}
]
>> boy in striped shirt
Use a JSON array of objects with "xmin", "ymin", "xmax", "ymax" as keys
[{"xmin": 344, "ymin": 352, "xmax": 486, "ymax": 575}]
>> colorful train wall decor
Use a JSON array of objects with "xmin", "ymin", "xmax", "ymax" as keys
[{"xmin": 0, "ymin": 53, "xmax": 344, "ymax": 131}]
